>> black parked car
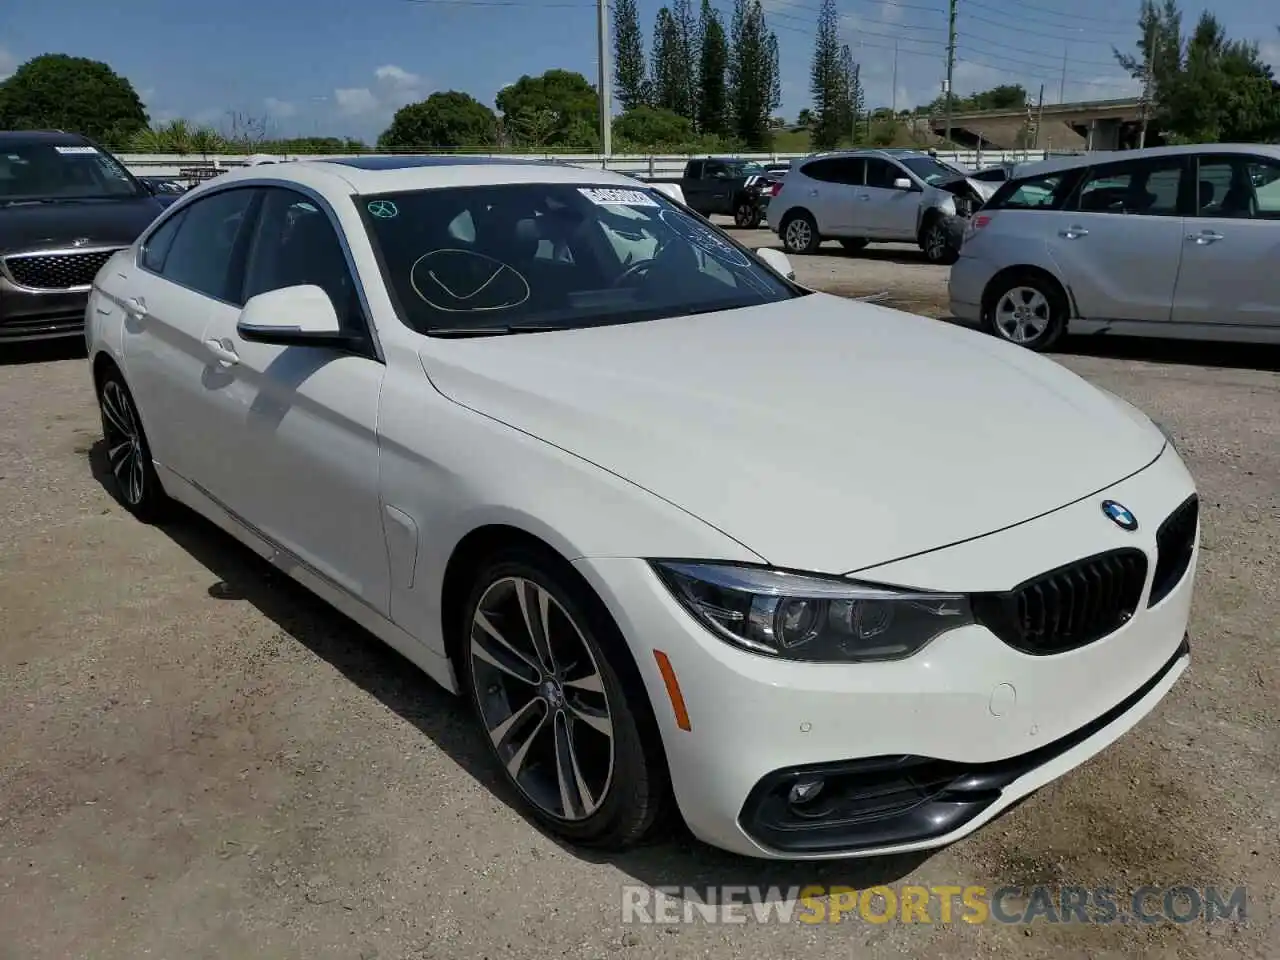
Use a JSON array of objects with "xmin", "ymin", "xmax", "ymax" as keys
[{"xmin": 0, "ymin": 131, "xmax": 167, "ymax": 343}]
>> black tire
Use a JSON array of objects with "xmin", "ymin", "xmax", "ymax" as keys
[
  {"xmin": 780, "ymin": 211, "xmax": 821, "ymax": 255},
  {"xmin": 734, "ymin": 201, "xmax": 762, "ymax": 229},
  {"xmin": 460, "ymin": 545, "xmax": 671, "ymax": 850},
  {"xmin": 920, "ymin": 216, "xmax": 958, "ymax": 265},
  {"xmin": 982, "ymin": 270, "xmax": 1069, "ymax": 352},
  {"xmin": 839, "ymin": 238, "xmax": 869, "ymax": 253},
  {"xmin": 95, "ymin": 365, "xmax": 170, "ymax": 523}
]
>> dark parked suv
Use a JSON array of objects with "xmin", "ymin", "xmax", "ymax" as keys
[{"xmin": 0, "ymin": 131, "xmax": 166, "ymax": 343}]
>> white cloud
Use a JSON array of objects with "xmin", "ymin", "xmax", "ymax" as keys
[
  {"xmin": 0, "ymin": 47, "xmax": 16, "ymax": 80},
  {"xmin": 334, "ymin": 86, "xmax": 380, "ymax": 117},
  {"xmin": 263, "ymin": 96, "xmax": 298, "ymax": 118},
  {"xmin": 331, "ymin": 64, "xmax": 428, "ymax": 123},
  {"xmin": 1259, "ymin": 37, "xmax": 1280, "ymax": 69},
  {"xmin": 138, "ymin": 86, "xmax": 157, "ymax": 105}
]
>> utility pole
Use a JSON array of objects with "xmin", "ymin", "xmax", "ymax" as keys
[
  {"xmin": 944, "ymin": 0, "xmax": 957, "ymax": 144},
  {"xmin": 597, "ymin": 0, "xmax": 612, "ymax": 156},
  {"xmin": 1034, "ymin": 83, "xmax": 1044, "ymax": 157},
  {"xmin": 1138, "ymin": 20, "xmax": 1153, "ymax": 149},
  {"xmin": 1059, "ymin": 45, "xmax": 1068, "ymax": 103},
  {"xmin": 891, "ymin": 39, "xmax": 899, "ymax": 114}
]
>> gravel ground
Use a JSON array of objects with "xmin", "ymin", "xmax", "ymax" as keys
[{"xmin": 1, "ymin": 237, "xmax": 1277, "ymax": 959}]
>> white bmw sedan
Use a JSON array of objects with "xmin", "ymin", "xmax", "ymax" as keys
[{"xmin": 85, "ymin": 156, "xmax": 1199, "ymax": 860}]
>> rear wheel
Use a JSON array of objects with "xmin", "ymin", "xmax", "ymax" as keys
[
  {"xmin": 983, "ymin": 271, "xmax": 1068, "ymax": 352},
  {"xmin": 781, "ymin": 212, "xmax": 821, "ymax": 255},
  {"xmin": 95, "ymin": 366, "xmax": 170, "ymax": 522},
  {"xmin": 461, "ymin": 546, "xmax": 670, "ymax": 849}
]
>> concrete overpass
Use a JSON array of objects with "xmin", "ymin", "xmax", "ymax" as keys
[{"xmin": 930, "ymin": 97, "xmax": 1145, "ymax": 151}]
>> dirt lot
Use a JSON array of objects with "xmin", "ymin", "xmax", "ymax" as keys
[{"xmin": 1, "ymin": 241, "xmax": 1277, "ymax": 960}]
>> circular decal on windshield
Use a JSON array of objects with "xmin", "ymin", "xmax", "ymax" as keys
[
  {"xmin": 658, "ymin": 207, "xmax": 751, "ymax": 268},
  {"xmin": 367, "ymin": 200, "xmax": 399, "ymax": 219},
  {"xmin": 409, "ymin": 249, "xmax": 530, "ymax": 313}
]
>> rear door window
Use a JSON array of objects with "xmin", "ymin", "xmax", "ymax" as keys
[
  {"xmin": 986, "ymin": 172, "xmax": 1072, "ymax": 210},
  {"xmin": 1069, "ymin": 157, "xmax": 1185, "ymax": 217}
]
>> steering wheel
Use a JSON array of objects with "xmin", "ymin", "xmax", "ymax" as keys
[{"xmin": 612, "ymin": 258, "xmax": 655, "ymax": 287}]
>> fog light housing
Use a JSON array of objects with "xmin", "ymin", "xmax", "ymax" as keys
[{"xmin": 788, "ymin": 778, "xmax": 825, "ymax": 804}]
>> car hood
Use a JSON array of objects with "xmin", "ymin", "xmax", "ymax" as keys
[
  {"xmin": 418, "ymin": 294, "xmax": 1164, "ymax": 574},
  {"xmin": 0, "ymin": 196, "xmax": 165, "ymax": 254}
]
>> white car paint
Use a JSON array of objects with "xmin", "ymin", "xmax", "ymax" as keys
[{"xmin": 85, "ymin": 157, "xmax": 1198, "ymax": 860}]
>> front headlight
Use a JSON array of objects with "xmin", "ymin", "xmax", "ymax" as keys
[{"xmin": 650, "ymin": 561, "xmax": 973, "ymax": 663}]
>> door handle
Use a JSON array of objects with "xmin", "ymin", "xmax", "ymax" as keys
[
  {"xmin": 205, "ymin": 338, "xmax": 240, "ymax": 367},
  {"xmin": 1185, "ymin": 231, "xmax": 1224, "ymax": 244},
  {"xmin": 808, "ymin": 189, "xmax": 819, "ymax": 197},
  {"xmin": 124, "ymin": 296, "xmax": 147, "ymax": 317},
  {"xmin": 858, "ymin": 194, "xmax": 872, "ymax": 201},
  {"xmin": 1058, "ymin": 226, "xmax": 1089, "ymax": 239}
]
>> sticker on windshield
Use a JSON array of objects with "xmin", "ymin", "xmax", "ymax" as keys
[
  {"xmin": 367, "ymin": 199, "xmax": 399, "ymax": 219},
  {"xmin": 658, "ymin": 207, "xmax": 751, "ymax": 268},
  {"xmin": 579, "ymin": 187, "xmax": 657, "ymax": 207},
  {"xmin": 54, "ymin": 145, "xmax": 99, "ymax": 155}
]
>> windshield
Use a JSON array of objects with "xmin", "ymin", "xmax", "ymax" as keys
[
  {"xmin": 899, "ymin": 156, "xmax": 965, "ymax": 186},
  {"xmin": 0, "ymin": 142, "xmax": 143, "ymax": 202},
  {"xmin": 358, "ymin": 182, "xmax": 800, "ymax": 336}
]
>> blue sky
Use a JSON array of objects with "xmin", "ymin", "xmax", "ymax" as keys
[{"xmin": 2, "ymin": 0, "xmax": 1277, "ymax": 142}]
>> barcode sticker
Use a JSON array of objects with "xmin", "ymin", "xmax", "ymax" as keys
[{"xmin": 579, "ymin": 187, "xmax": 658, "ymax": 206}]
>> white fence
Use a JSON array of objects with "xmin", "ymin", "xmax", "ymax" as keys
[{"xmin": 117, "ymin": 149, "xmax": 1058, "ymax": 180}]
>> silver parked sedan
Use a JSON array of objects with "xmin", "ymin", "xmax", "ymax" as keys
[{"xmin": 949, "ymin": 143, "xmax": 1280, "ymax": 350}]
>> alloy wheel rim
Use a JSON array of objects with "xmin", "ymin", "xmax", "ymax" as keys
[
  {"xmin": 994, "ymin": 286, "xmax": 1051, "ymax": 343},
  {"xmin": 100, "ymin": 380, "xmax": 146, "ymax": 506},
  {"xmin": 926, "ymin": 223, "xmax": 947, "ymax": 259},
  {"xmin": 469, "ymin": 576, "xmax": 615, "ymax": 821},
  {"xmin": 736, "ymin": 204, "xmax": 751, "ymax": 226},
  {"xmin": 785, "ymin": 219, "xmax": 810, "ymax": 250}
]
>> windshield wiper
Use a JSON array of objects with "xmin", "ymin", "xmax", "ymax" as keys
[{"xmin": 428, "ymin": 324, "xmax": 576, "ymax": 338}]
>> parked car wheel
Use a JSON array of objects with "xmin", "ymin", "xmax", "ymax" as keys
[
  {"xmin": 95, "ymin": 365, "xmax": 170, "ymax": 522},
  {"xmin": 920, "ymin": 216, "xmax": 958, "ymax": 265},
  {"xmin": 983, "ymin": 271, "xmax": 1068, "ymax": 352},
  {"xmin": 780, "ymin": 212, "xmax": 821, "ymax": 255},
  {"xmin": 462, "ymin": 546, "xmax": 670, "ymax": 850},
  {"xmin": 734, "ymin": 201, "xmax": 762, "ymax": 229},
  {"xmin": 839, "ymin": 238, "xmax": 869, "ymax": 253}
]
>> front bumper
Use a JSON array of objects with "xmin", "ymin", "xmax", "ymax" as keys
[
  {"xmin": 573, "ymin": 447, "xmax": 1197, "ymax": 859},
  {"xmin": 0, "ymin": 278, "xmax": 90, "ymax": 342}
]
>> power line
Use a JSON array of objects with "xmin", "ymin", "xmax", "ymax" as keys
[
  {"xmin": 967, "ymin": 0, "xmax": 1134, "ymax": 27},
  {"xmin": 954, "ymin": 55, "xmax": 1137, "ymax": 91},
  {"xmin": 961, "ymin": 9, "xmax": 1115, "ymax": 44},
  {"xmin": 958, "ymin": 32, "xmax": 1129, "ymax": 71}
]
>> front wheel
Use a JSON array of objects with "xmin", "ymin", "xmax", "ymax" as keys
[
  {"xmin": 983, "ymin": 272, "xmax": 1068, "ymax": 352},
  {"xmin": 462, "ymin": 547, "xmax": 670, "ymax": 849},
  {"xmin": 781, "ymin": 212, "xmax": 821, "ymax": 255},
  {"xmin": 921, "ymin": 217, "xmax": 958, "ymax": 265},
  {"xmin": 734, "ymin": 201, "xmax": 762, "ymax": 229}
]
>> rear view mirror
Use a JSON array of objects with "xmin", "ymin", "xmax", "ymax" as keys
[
  {"xmin": 893, "ymin": 178, "xmax": 913, "ymax": 191},
  {"xmin": 236, "ymin": 284, "xmax": 355, "ymax": 348},
  {"xmin": 755, "ymin": 247, "xmax": 796, "ymax": 280}
]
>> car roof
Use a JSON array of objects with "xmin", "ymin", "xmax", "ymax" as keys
[
  {"xmin": 0, "ymin": 130, "xmax": 92, "ymax": 146},
  {"xmin": 1008, "ymin": 143, "xmax": 1280, "ymax": 178},
  {"xmin": 198, "ymin": 155, "xmax": 645, "ymax": 196}
]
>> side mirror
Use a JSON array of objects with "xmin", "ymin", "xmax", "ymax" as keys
[
  {"xmin": 140, "ymin": 179, "xmax": 157, "ymax": 196},
  {"xmin": 236, "ymin": 284, "xmax": 356, "ymax": 348},
  {"xmin": 892, "ymin": 177, "xmax": 913, "ymax": 191},
  {"xmin": 755, "ymin": 247, "xmax": 796, "ymax": 280}
]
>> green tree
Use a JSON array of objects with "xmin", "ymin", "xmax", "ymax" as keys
[
  {"xmin": 837, "ymin": 44, "xmax": 864, "ymax": 143},
  {"xmin": 377, "ymin": 91, "xmax": 498, "ymax": 150},
  {"xmin": 614, "ymin": 105, "xmax": 696, "ymax": 148},
  {"xmin": 651, "ymin": 8, "xmax": 681, "ymax": 114},
  {"xmin": 809, "ymin": 0, "xmax": 843, "ymax": 149},
  {"xmin": 672, "ymin": 0, "xmax": 699, "ymax": 122},
  {"xmin": 496, "ymin": 69, "xmax": 598, "ymax": 149},
  {"xmin": 697, "ymin": 0, "xmax": 730, "ymax": 136},
  {"xmin": 613, "ymin": 0, "xmax": 649, "ymax": 111},
  {"xmin": 0, "ymin": 54, "xmax": 148, "ymax": 142},
  {"xmin": 728, "ymin": 0, "xmax": 776, "ymax": 150}
]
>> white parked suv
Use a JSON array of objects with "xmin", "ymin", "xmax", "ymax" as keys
[
  {"xmin": 769, "ymin": 148, "xmax": 988, "ymax": 264},
  {"xmin": 949, "ymin": 143, "xmax": 1280, "ymax": 351}
]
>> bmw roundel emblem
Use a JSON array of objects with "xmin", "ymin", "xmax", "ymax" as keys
[{"xmin": 1101, "ymin": 500, "xmax": 1138, "ymax": 531}]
